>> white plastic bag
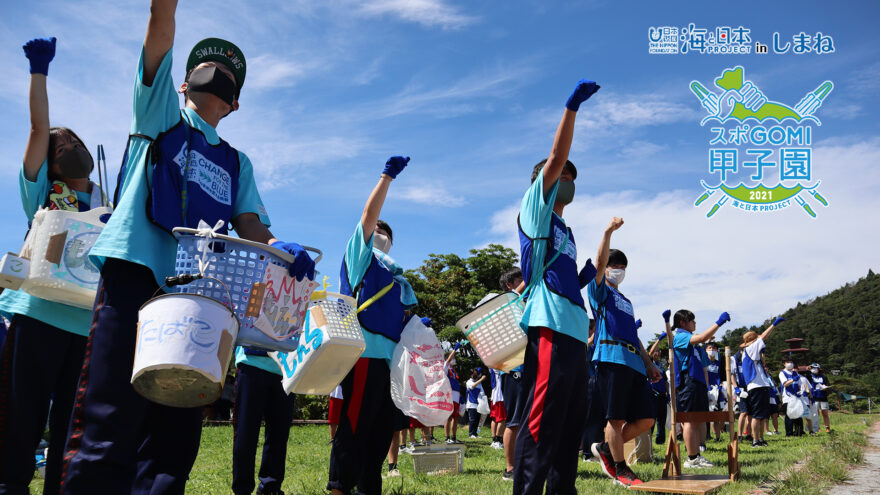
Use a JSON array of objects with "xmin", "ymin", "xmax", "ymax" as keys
[
  {"xmin": 390, "ymin": 315, "xmax": 455, "ymax": 426},
  {"xmin": 477, "ymin": 393, "xmax": 490, "ymax": 415},
  {"xmin": 786, "ymin": 396, "xmax": 805, "ymax": 419}
]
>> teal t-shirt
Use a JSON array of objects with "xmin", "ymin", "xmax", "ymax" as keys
[
  {"xmin": 88, "ymin": 47, "xmax": 270, "ymax": 287},
  {"xmin": 0, "ymin": 161, "xmax": 97, "ymax": 336},
  {"xmin": 342, "ymin": 222, "xmax": 399, "ymax": 363},
  {"xmin": 518, "ymin": 173, "xmax": 590, "ymax": 344},
  {"xmin": 234, "ymin": 346, "xmax": 281, "ymax": 375}
]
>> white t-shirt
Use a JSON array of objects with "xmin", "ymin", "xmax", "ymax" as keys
[
  {"xmin": 466, "ymin": 378, "xmax": 481, "ymax": 409},
  {"xmin": 490, "ymin": 370, "xmax": 504, "ymax": 403},
  {"xmin": 330, "ymin": 385, "xmax": 343, "ymax": 400},
  {"xmin": 743, "ymin": 337, "xmax": 771, "ymax": 390}
]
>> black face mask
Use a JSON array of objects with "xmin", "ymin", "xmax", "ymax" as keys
[
  {"xmin": 53, "ymin": 147, "xmax": 93, "ymax": 179},
  {"xmin": 187, "ymin": 66, "xmax": 237, "ymax": 105}
]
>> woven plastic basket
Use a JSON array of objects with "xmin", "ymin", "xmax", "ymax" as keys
[
  {"xmin": 172, "ymin": 228, "xmax": 321, "ymax": 351},
  {"xmin": 411, "ymin": 445, "xmax": 464, "ymax": 475},
  {"xmin": 272, "ymin": 292, "xmax": 365, "ymax": 395},
  {"xmin": 455, "ymin": 292, "xmax": 526, "ymax": 372}
]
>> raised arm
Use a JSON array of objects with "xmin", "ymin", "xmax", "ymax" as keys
[
  {"xmin": 760, "ymin": 316, "xmax": 784, "ymax": 342},
  {"xmin": 360, "ymin": 156, "xmax": 408, "ymax": 237},
  {"xmin": 143, "ymin": 0, "xmax": 178, "ymax": 86},
  {"xmin": 22, "ymin": 37, "xmax": 56, "ymax": 179},
  {"xmin": 540, "ymin": 80, "xmax": 599, "ymax": 196},
  {"xmin": 690, "ymin": 312, "xmax": 730, "ymax": 345},
  {"xmin": 593, "ymin": 216, "xmax": 624, "ymax": 286}
]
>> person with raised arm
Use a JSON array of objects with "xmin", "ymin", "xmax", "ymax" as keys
[
  {"xmin": 329, "ymin": 156, "xmax": 418, "ymax": 495},
  {"xmin": 738, "ymin": 317, "xmax": 785, "ymax": 448},
  {"xmin": 0, "ymin": 36, "xmax": 110, "ymax": 495},
  {"xmin": 669, "ymin": 309, "xmax": 730, "ymax": 468},
  {"xmin": 588, "ymin": 221, "xmax": 663, "ymax": 488},
  {"xmin": 60, "ymin": 2, "xmax": 314, "ymax": 493},
  {"xmin": 512, "ymin": 79, "xmax": 600, "ymax": 493}
]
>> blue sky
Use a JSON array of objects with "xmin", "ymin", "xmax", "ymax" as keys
[{"xmin": 1, "ymin": 1, "xmax": 878, "ymax": 343}]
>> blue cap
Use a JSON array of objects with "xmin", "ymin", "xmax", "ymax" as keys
[{"xmin": 810, "ymin": 362, "xmax": 820, "ymax": 369}]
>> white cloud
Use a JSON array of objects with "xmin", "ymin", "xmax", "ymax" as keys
[
  {"xmin": 484, "ymin": 138, "xmax": 880, "ymax": 342},
  {"xmin": 391, "ymin": 184, "xmax": 466, "ymax": 206},
  {"xmin": 357, "ymin": 0, "xmax": 478, "ymax": 29},
  {"xmin": 246, "ymin": 54, "xmax": 320, "ymax": 89},
  {"xmin": 579, "ymin": 91, "xmax": 701, "ymax": 130}
]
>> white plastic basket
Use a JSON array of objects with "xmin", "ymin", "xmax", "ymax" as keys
[
  {"xmin": 411, "ymin": 444, "xmax": 464, "ymax": 475},
  {"xmin": 20, "ymin": 207, "xmax": 111, "ymax": 309},
  {"xmin": 172, "ymin": 228, "xmax": 321, "ymax": 352},
  {"xmin": 455, "ymin": 292, "xmax": 526, "ymax": 372},
  {"xmin": 270, "ymin": 292, "xmax": 365, "ymax": 395}
]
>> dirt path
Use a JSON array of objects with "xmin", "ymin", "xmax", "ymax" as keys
[{"xmin": 827, "ymin": 419, "xmax": 880, "ymax": 495}]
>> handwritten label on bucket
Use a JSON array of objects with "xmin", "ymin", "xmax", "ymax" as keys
[
  {"xmin": 252, "ymin": 263, "xmax": 316, "ymax": 339},
  {"xmin": 137, "ymin": 315, "xmax": 223, "ymax": 354}
]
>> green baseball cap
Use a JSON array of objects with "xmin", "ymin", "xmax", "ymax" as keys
[{"xmin": 186, "ymin": 38, "xmax": 246, "ymax": 96}]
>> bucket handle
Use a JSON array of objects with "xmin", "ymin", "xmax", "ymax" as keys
[{"xmin": 151, "ymin": 273, "xmax": 236, "ymax": 310}]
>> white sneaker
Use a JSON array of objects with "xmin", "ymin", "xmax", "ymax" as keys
[
  {"xmin": 684, "ymin": 457, "xmax": 707, "ymax": 469},
  {"xmin": 384, "ymin": 468, "xmax": 400, "ymax": 478},
  {"xmin": 696, "ymin": 455, "xmax": 715, "ymax": 467},
  {"xmin": 699, "ymin": 443, "xmax": 706, "ymax": 452},
  {"xmin": 446, "ymin": 438, "xmax": 455, "ymax": 444},
  {"xmin": 766, "ymin": 431, "xmax": 775, "ymax": 436},
  {"xmin": 469, "ymin": 435, "xmax": 478, "ymax": 439}
]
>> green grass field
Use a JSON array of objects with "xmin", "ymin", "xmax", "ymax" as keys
[{"xmin": 31, "ymin": 413, "xmax": 872, "ymax": 494}]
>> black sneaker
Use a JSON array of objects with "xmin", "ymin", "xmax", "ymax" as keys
[
  {"xmin": 501, "ymin": 468, "xmax": 513, "ymax": 481},
  {"xmin": 591, "ymin": 442, "xmax": 616, "ymax": 479}
]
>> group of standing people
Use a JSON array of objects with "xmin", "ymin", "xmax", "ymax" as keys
[{"xmin": 0, "ymin": 3, "xmax": 839, "ymax": 495}]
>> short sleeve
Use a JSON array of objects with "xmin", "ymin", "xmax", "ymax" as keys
[
  {"xmin": 343, "ymin": 222, "xmax": 374, "ymax": 291},
  {"xmin": 231, "ymin": 151, "xmax": 270, "ymax": 226},
  {"xmin": 519, "ymin": 171, "xmax": 558, "ymax": 238},
  {"xmin": 132, "ymin": 47, "xmax": 181, "ymax": 138},
  {"xmin": 673, "ymin": 332, "xmax": 690, "ymax": 350},
  {"xmin": 19, "ymin": 160, "xmax": 50, "ymax": 224},
  {"xmin": 587, "ymin": 276, "xmax": 608, "ymax": 311}
]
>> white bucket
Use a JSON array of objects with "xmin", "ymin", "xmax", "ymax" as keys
[
  {"xmin": 270, "ymin": 293, "xmax": 365, "ymax": 395},
  {"xmin": 20, "ymin": 207, "xmax": 110, "ymax": 309},
  {"xmin": 132, "ymin": 293, "xmax": 239, "ymax": 407}
]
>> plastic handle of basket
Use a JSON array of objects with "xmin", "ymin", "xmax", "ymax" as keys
[
  {"xmin": 310, "ymin": 275, "xmax": 330, "ymax": 301},
  {"xmin": 356, "ymin": 282, "xmax": 395, "ymax": 314},
  {"xmin": 464, "ymin": 229, "xmax": 570, "ymax": 337}
]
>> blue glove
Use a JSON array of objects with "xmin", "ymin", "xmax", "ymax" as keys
[
  {"xmin": 270, "ymin": 240, "xmax": 315, "ymax": 281},
  {"xmin": 453, "ymin": 342, "xmax": 462, "ymax": 351},
  {"xmin": 420, "ymin": 316, "xmax": 433, "ymax": 328},
  {"xmin": 716, "ymin": 312, "xmax": 731, "ymax": 326},
  {"xmin": 382, "ymin": 156, "xmax": 409, "ymax": 179},
  {"xmin": 635, "ymin": 319, "xmax": 642, "ymax": 329},
  {"xmin": 565, "ymin": 79, "xmax": 600, "ymax": 112},
  {"xmin": 658, "ymin": 332, "xmax": 667, "ymax": 341},
  {"xmin": 23, "ymin": 37, "xmax": 56, "ymax": 76},
  {"xmin": 662, "ymin": 309, "xmax": 671, "ymax": 323},
  {"xmin": 773, "ymin": 316, "xmax": 785, "ymax": 326}
]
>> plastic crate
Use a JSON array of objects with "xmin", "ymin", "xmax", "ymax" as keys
[
  {"xmin": 455, "ymin": 292, "xmax": 526, "ymax": 371},
  {"xmin": 411, "ymin": 445, "xmax": 464, "ymax": 475},
  {"xmin": 271, "ymin": 293, "xmax": 365, "ymax": 395},
  {"xmin": 172, "ymin": 228, "xmax": 321, "ymax": 351}
]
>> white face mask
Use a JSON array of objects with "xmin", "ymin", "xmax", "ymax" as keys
[
  {"xmin": 785, "ymin": 363, "xmax": 794, "ymax": 371},
  {"xmin": 606, "ymin": 268, "xmax": 626, "ymax": 286},
  {"xmin": 708, "ymin": 350, "xmax": 719, "ymax": 360},
  {"xmin": 811, "ymin": 369, "xmax": 819, "ymax": 374},
  {"xmin": 373, "ymin": 233, "xmax": 391, "ymax": 254}
]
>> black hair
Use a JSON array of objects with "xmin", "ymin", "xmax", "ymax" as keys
[
  {"xmin": 376, "ymin": 219, "xmax": 393, "ymax": 243},
  {"xmin": 47, "ymin": 127, "xmax": 93, "ymax": 180},
  {"xmin": 607, "ymin": 249, "xmax": 628, "ymax": 268},
  {"xmin": 706, "ymin": 341, "xmax": 718, "ymax": 349},
  {"xmin": 499, "ymin": 267, "xmax": 523, "ymax": 291},
  {"xmin": 530, "ymin": 159, "xmax": 577, "ymax": 183},
  {"xmin": 671, "ymin": 309, "xmax": 695, "ymax": 330}
]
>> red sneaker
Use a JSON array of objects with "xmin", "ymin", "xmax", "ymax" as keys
[
  {"xmin": 614, "ymin": 464, "xmax": 644, "ymax": 487},
  {"xmin": 591, "ymin": 442, "xmax": 616, "ymax": 479}
]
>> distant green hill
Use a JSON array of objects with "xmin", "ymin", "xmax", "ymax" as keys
[{"xmin": 719, "ymin": 269, "xmax": 880, "ymax": 397}]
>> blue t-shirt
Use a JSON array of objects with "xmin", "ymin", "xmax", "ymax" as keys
[
  {"xmin": 234, "ymin": 346, "xmax": 281, "ymax": 376},
  {"xmin": 341, "ymin": 222, "xmax": 399, "ymax": 363},
  {"xmin": 672, "ymin": 329, "xmax": 707, "ymax": 386},
  {"xmin": 588, "ymin": 277, "xmax": 646, "ymax": 375},
  {"xmin": 0, "ymin": 161, "xmax": 97, "ymax": 336},
  {"xmin": 518, "ymin": 173, "xmax": 590, "ymax": 343},
  {"xmin": 89, "ymin": 48, "xmax": 270, "ymax": 287}
]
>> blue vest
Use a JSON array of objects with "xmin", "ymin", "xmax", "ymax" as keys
[
  {"xmin": 650, "ymin": 360, "xmax": 668, "ymax": 396},
  {"xmin": 518, "ymin": 213, "xmax": 585, "ymax": 309},
  {"xmin": 144, "ymin": 119, "xmax": 240, "ymax": 235},
  {"xmin": 741, "ymin": 347, "xmax": 762, "ymax": 385},
  {"xmin": 733, "ymin": 351, "xmax": 747, "ymax": 388},
  {"xmin": 781, "ymin": 369, "xmax": 801, "ymax": 396},
  {"xmin": 675, "ymin": 329, "xmax": 706, "ymax": 386},
  {"xmin": 447, "ymin": 367, "xmax": 460, "ymax": 393},
  {"xmin": 467, "ymin": 382, "xmax": 481, "ymax": 404},
  {"xmin": 340, "ymin": 255, "xmax": 405, "ymax": 342},
  {"xmin": 809, "ymin": 374, "xmax": 828, "ymax": 400},
  {"xmin": 593, "ymin": 284, "xmax": 640, "ymax": 346},
  {"xmin": 706, "ymin": 359, "xmax": 722, "ymax": 386}
]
